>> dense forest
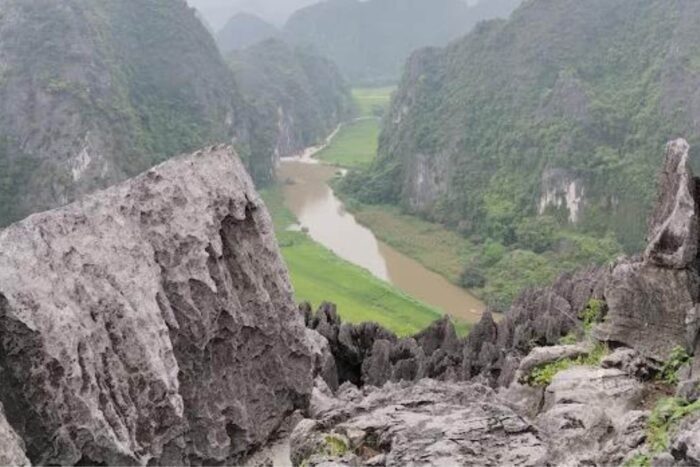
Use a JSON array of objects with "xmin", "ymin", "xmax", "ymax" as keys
[
  {"xmin": 284, "ymin": 0, "xmax": 523, "ymax": 84},
  {"xmin": 341, "ymin": 0, "xmax": 700, "ymax": 306}
]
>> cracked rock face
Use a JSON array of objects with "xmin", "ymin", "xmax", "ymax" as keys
[
  {"xmin": 0, "ymin": 146, "xmax": 313, "ymax": 465},
  {"xmin": 644, "ymin": 139, "xmax": 699, "ymax": 269},
  {"xmin": 292, "ymin": 379, "xmax": 549, "ymax": 467},
  {"xmin": 0, "ymin": 403, "xmax": 29, "ymax": 466}
]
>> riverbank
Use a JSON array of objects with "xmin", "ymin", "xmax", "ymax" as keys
[
  {"xmin": 261, "ymin": 185, "xmax": 467, "ymax": 336},
  {"xmin": 339, "ymin": 199, "xmax": 623, "ymax": 309}
]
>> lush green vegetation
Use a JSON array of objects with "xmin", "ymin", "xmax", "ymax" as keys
[
  {"xmin": 525, "ymin": 342, "xmax": 609, "ymax": 387},
  {"xmin": 0, "ymin": 0, "xmax": 247, "ymax": 226},
  {"xmin": 316, "ymin": 87, "xmax": 392, "ymax": 169},
  {"xmin": 627, "ymin": 397, "xmax": 700, "ymax": 466},
  {"xmin": 284, "ymin": 0, "xmax": 522, "ymax": 84},
  {"xmin": 261, "ymin": 186, "xmax": 453, "ymax": 336},
  {"xmin": 659, "ymin": 346, "xmax": 692, "ymax": 386},
  {"xmin": 347, "ymin": 203, "xmax": 620, "ymax": 308},
  {"xmin": 352, "ymin": 87, "xmax": 395, "ymax": 117},
  {"xmin": 342, "ymin": 0, "xmax": 700, "ymax": 259},
  {"xmin": 316, "ymin": 120, "xmax": 379, "ymax": 169}
]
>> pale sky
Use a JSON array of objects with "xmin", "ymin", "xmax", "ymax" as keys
[{"xmin": 187, "ymin": 0, "xmax": 321, "ymax": 30}]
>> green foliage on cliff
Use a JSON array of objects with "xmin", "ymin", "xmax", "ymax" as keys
[
  {"xmin": 345, "ymin": 0, "xmax": 700, "ymax": 254},
  {"xmin": 0, "ymin": 0, "xmax": 245, "ymax": 226},
  {"xmin": 284, "ymin": 0, "xmax": 522, "ymax": 84},
  {"xmin": 229, "ymin": 39, "xmax": 354, "ymax": 182}
]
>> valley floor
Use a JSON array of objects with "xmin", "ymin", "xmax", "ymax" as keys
[{"xmin": 261, "ymin": 186, "xmax": 460, "ymax": 336}]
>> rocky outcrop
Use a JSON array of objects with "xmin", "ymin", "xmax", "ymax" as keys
[
  {"xmin": 0, "ymin": 404, "xmax": 29, "ymax": 466},
  {"xmin": 0, "ymin": 146, "xmax": 313, "ymax": 465},
  {"xmin": 536, "ymin": 367, "xmax": 645, "ymax": 465},
  {"xmin": 292, "ymin": 379, "xmax": 549, "ymax": 467},
  {"xmin": 292, "ymin": 139, "xmax": 700, "ymax": 466},
  {"xmin": 301, "ymin": 264, "xmax": 608, "ymax": 390},
  {"xmin": 596, "ymin": 139, "xmax": 700, "ymax": 361},
  {"xmin": 644, "ymin": 139, "xmax": 699, "ymax": 269}
]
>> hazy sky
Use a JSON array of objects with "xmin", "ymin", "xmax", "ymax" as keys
[{"xmin": 187, "ymin": 0, "xmax": 321, "ymax": 30}]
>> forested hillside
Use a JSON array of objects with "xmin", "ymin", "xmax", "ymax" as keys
[
  {"xmin": 0, "ymin": 0, "xmax": 247, "ymax": 226},
  {"xmin": 345, "ymin": 0, "xmax": 700, "ymax": 255},
  {"xmin": 216, "ymin": 13, "xmax": 279, "ymax": 53},
  {"xmin": 284, "ymin": 0, "xmax": 523, "ymax": 84},
  {"xmin": 0, "ymin": 0, "xmax": 353, "ymax": 228},
  {"xmin": 228, "ymin": 39, "xmax": 354, "ymax": 182}
]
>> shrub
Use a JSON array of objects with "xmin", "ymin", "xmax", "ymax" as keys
[
  {"xmin": 525, "ymin": 342, "xmax": 609, "ymax": 386},
  {"xmin": 659, "ymin": 346, "xmax": 691, "ymax": 386},
  {"xmin": 515, "ymin": 216, "xmax": 558, "ymax": 253}
]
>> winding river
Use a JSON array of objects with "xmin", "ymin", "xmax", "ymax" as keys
[{"xmin": 278, "ymin": 152, "xmax": 486, "ymax": 324}]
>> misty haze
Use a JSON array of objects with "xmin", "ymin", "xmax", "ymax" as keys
[{"xmin": 0, "ymin": 1, "xmax": 699, "ymax": 466}]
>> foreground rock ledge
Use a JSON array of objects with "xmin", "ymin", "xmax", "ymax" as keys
[{"xmin": 0, "ymin": 146, "xmax": 313, "ymax": 465}]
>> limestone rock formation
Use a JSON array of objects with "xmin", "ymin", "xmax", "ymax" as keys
[
  {"xmin": 291, "ymin": 379, "xmax": 549, "ymax": 467},
  {"xmin": 293, "ymin": 139, "xmax": 700, "ymax": 466},
  {"xmin": 536, "ymin": 367, "xmax": 645, "ymax": 465},
  {"xmin": 0, "ymin": 146, "xmax": 313, "ymax": 465},
  {"xmin": 644, "ymin": 139, "xmax": 699, "ymax": 269},
  {"xmin": 596, "ymin": 139, "xmax": 700, "ymax": 361},
  {"xmin": 0, "ymin": 404, "xmax": 29, "ymax": 466}
]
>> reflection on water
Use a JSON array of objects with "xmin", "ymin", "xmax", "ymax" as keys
[{"xmin": 278, "ymin": 159, "xmax": 486, "ymax": 323}]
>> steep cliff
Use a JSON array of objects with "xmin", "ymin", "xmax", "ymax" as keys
[
  {"xmin": 283, "ymin": 0, "xmax": 522, "ymax": 84},
  {"xmin": 229, "ymin": 38, "xmax": 354, "ymax": 180},
  {"xmin": 216, "ymin": 13, "xmax": 280, "ymax": 53},
  {"xmin": 350, "ymin": 0, "xmax": 700, "ymax": 253},
  {"xmin": 0, "ymin": 0, "xmax": 249, "ymax": 228},
  {"xmin": 0, "ymin": 146, "xmax": 313, "ymax": 465}
]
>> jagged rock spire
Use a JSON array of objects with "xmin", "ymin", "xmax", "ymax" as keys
[{"xmin": 644, "ymin": 139, "xmax": 699, "ymax": 269}]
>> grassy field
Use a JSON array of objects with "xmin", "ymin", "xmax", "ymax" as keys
[
  {"xmin": 352, "ymin": 204, "xmax": 470, "ymax": 283},
  {"xmin": 316, "ymin": 119, "xmax": 379, "ymax": 169},
  {"xmin": 347, "ymin": 202, "xmax": 621, "ymax": 309},
  {"xmin": 352, "ymin": 87, "xmax": 395, "ymax": 117},
  {"xmin": 261, "ymin": 186, "xmax": 453, "ymax": 336},
  {"xmin": 316, "ymin": 87, "xmax": 395, "ymax": 169}
]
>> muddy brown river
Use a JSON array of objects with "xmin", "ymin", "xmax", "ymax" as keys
[{"xmin": 278, "ymin": 158, "xmax": 485, "ymax": 323}]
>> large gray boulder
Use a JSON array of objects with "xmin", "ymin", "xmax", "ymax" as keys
[
  {"xmin": 644, "ymin": 139, "xmax": 698, "ymax": 269},
  {"xmin": 292, "ymin": 379, "xmax": 549, "ymax": 467},
  {"xmin": 596, "ymin": 259, "xmax": 698, "ymax": 360},
  {"xmin": 535, "ymin": 367, "xmax": 646, "ymax": 465},
  {"xmin": 0, "ymin": 146, "xmax": 314, "ymax": 465}
]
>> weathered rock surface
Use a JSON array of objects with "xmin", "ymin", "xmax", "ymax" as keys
[
  {"xmin": 596, "ymin": 259, "xmax": 697, "ymax": 360},
  {"xmin": 536, "ymin": 367, "xmax": 646, "ymax": 465},
  {"xmin": 0, "ymin": 146, "xmax": 313, "ymax": 465},
  {"xmin": 671, "ymin": 413, "xmax": 700, "ymax": 465},
  {"xmin": 644, "ymin": 139, "xmax": 699, "ymax": 269},
  {"xmin": 0, "ymin": 403, "xmax": 29, "ymax": 466},
  {"xmin": 292, "ymin": 379, "xmax": 549, "ymax": 467},
  {"xmin": 593, "ymin": 139, "xmax": 700, "ymax": 361},
  {"xmin": 301, "ymin": 263, "xmax": 609, "ymax": 390},
  {"xmin": 292, "ymin": 139, "xmax": 700, "ymax": 466}
]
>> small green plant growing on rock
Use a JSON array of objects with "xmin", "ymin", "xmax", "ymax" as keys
[
  {"xmin": 659, "ymin": 346, "xmax": 691, "ymax": 386},
  {"xmin": 324, "ymin": 435, "xmax": 349, "ymax": 457},
  {"xmin": 526, "ymin": 342, "xmax": 609, "ymax": 386},
  {"xmin": 625, "ymin": 396, "xmax": 700, "ymax": 465},
  {"xmin": 558, "ymin": 332, "xmax": 578, "ymax": 345},
  {"xmin": 580, "ymin": 298, "xmax": 604, "ymax": 333}
]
